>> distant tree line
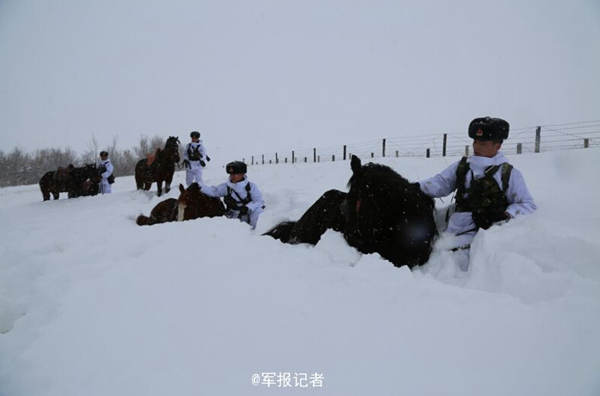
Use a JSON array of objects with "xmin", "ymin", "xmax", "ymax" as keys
[{"xmin": 0, "ymin": 136, "xmax": 174, "ymax": 187}]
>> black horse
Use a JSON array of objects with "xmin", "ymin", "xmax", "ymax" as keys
[
  {"xmin": 264, "ymin": 155, "xmax": 437, "ymax": 268},
  {"xmin": 70, "ymin": 164, "xmax": 103, "ymax": 198},
  {"xmin": 39, "ymin": 164, "xmax": 103, "ymax": 201},
  {"xmin": 39, "ymin": 165, "xmax": 75, "ymax": 201},
  {"xmin": 135, "ymin": 136, "xmax": 180, "ymax": 196}
]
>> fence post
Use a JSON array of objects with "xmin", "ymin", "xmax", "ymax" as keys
[
  {"xmin": 535, "ymin": 126, "xmax": 541, "ymax": 153},
  {"xmin": 584, "ymin": 138, "xmax": 589, "ymax": 148},
  {"xmin": 371, "ymin": 152, "xmax": 374, "ymax": 158},
  {"xmin": 304, "ymin": 157, "xmax": 307, "ymax": 163},
  {"xmin": 426, "ymin": 148, "xmax": 430, "ymax": 158},
  {"xmin": 269, "ymin": 160, "xmax": 272, "ymax": 164},
  {"xmin": 285, "ymin": 157, "xmax": 287, "ymax": 163},
  {"xmin": 465, "ymin": 145, "xmax": 469, "ymax": 157},
  {"xmin": 313, "ymin": 148, "xmax": 316, "ymax": 163},
  {"xmin": 382, "ymin": 138, "xmax": 386, "ymax": 157},
  {"xmin": 262, "ymin": 154, "xmax": 264, "ymax": 165},
  {"xmin": 318, "ymin": 155, "xmax": 320, "ymax": 162},
  {"xmin": 395, "ymin": 150, "xmax": 399, "ymax": 157},
  {"xmin": 332, "ymin": 154, "xmax": 335, "ymax": 161},
  {"xmin": 442, "ymin": 133, "xmax": 447, "ymax": 157},
  {"xmin": 251, "ymin": 156, "xmax": 254, "ymax": 165},
  {"xmin": 343, "ymin": 145, "xmax": 347, "ymax": 160},
  {"xmin": 517, "ymin": 143, "xmax": 522, "ymax": 154},
  {"xmin": 275, "ymin": 153, "xmax": 279, "ymax": 164},
  {"xmin": 292, "ymin": 150, "xmax": 295, "ymax": 164}
]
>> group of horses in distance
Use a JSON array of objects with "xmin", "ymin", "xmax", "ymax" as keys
[
  {"xmin": 39, "ymin": 163, "xmax": 105, "ymax": 200},
  {"xmin": 39, "ymin": 136, "xmax": 182, "ymax": 201},
  {"xmin": 138, "ymin": 154, "xmax": 438, "ymax": 269}
]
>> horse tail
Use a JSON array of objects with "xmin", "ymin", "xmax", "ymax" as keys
[{"xmin": 136, "ymin": 214, "xmax": 154, "ymax": 226}]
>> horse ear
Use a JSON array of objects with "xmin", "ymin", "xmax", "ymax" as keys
[
  {"xmin": 179, "ymin": 184, "xmax": 185, "ymax": 193},
  {"xmin": 351, "ymin": 155, "xmax": 362, "ymax": 175}
]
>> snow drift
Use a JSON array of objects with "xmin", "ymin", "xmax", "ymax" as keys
[{"xmin": 1, "ymin": 149, "xmax": 599, "ymax": 395}]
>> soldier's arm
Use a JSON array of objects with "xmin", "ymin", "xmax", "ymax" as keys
[
  {"xmin": 199, "ymin": 182, "xmax": 228, "ymax": 197},
  {"xmin": 246, "ymin": 184, "xmax": 265, "ymax": 211},
  {"xmin": 505, "ymin": 168, "xmax": 536, "ymax": 217},
  {"xmin": 102, "ymin": 162, "xmax": 113, "ymax": 178},
  {"xmin": 418, "ymin": 161, "xmax": 460, "ymax": 198}
]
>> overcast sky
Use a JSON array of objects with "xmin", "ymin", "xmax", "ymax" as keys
[{"xmin": 1, "ymin": 0, "xmax": 599, "ymax": 158}]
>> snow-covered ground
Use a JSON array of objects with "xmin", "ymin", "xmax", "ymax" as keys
[{"xmin": 1, "ymin": 149, "xmax": 599, "ymax": 396}]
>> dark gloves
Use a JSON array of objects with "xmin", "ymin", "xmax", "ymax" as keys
[
  {"xmin": 183, "ymin": 159, "xmax": 190, "ymax": 169},
  {"xmin": 206, "ymin": 156, "xmax": 211, "ymax": 162},
  {"xmin": 200, "ymin": 160, "xmax": 206, "ymax": 167},
  {"xmin": 239, "ymin": 206, "xmax": 249, "ymax": 215}
]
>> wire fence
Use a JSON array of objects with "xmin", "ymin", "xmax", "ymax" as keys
[{"xmin": 244, "ymin": 120, "xmax": 600, "ymax": 166}]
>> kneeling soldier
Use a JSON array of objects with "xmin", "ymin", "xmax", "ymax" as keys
[
  {"xmin": 417, "ymin": 116, "xmax": 536, "ymax": 250},
  {"xmin": 200, "ymin": 161, "xmax": 265, "ymax": 229}
]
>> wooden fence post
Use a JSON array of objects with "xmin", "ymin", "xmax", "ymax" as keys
[
  {"xmin": 313, "ymin": 148, "xmax": 316, "ymax": 163},
  {"xmin": 275, "ymin": 153, "xmax": 279, "ymax": 164},
  {"xmin": 584, "ymin": 138, "xmax": 589, "ymax": 148},
  {"xmin": 292, "ymin": 150, "xmax": 295, "ymax": 164},
  {"xmin": 332, "ymin": 154, "xmax": 335, "ymax": 161},
  {"xmin": 304, "ymin": 157, "xmax": 307, "ymax": 163},
  {"xmin": 371, "ymin": 152, "xmax": 374, "ymax": 158},
  {"xmin": 382, "ymin": 138, "xmax": 386, "ymax": 157},
  {"xmin": 426, "ymin": 148, "xmax": 430, "ymax": 158},
  {"xmin": 318, "ymin": 155, "xmax": 320, "ymax": 162},
  {"xmin": 395, "ymin": 150, "xmax": 399, "ymax": 157},
  {"xmin": 517, "ymin": 143, "xmax": 522, "ymax": 154},
  {"xmin": 535, "ymin": 126, "xmax": 541, "ymax": 153},
  {"xmin": 343, "ymin": 145, "xmax": 347, "ymax": 160},
  {"xmin": 285, "ymin": 157, "xmax": 287, "ymax": 163},
  {"xmin": 262, "ymin": 154, "xmax": 264, "ymax": 165},
  {"xmin": 442, "ymin": 133, "xmax": 447, "ymax": 157}
]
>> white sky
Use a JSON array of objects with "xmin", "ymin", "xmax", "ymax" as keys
[{"xmin": 1, "ymin": 0, "xmax": 599, "ymax": 158}]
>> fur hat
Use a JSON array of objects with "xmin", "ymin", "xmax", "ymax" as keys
[{"xmin": 468, "ymin": 117, "xmax": 509, "ymax": 141}]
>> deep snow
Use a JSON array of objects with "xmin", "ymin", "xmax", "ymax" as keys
[{"xmin": 1, "ymin": 149, "xmax": 599, "ymax": 395}]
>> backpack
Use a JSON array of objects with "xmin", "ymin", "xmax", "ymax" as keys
[
  {"xmin": 455, "ymin": 156, "xmax": 512, "ymax": 229},
  {"xmin": 187, "ymin": 144, "xmax": 203, "ymax": 161}
]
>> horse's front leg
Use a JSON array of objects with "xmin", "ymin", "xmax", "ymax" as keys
[
  {"xmin": 156, "ymin": 180, "xmax": 163, "ymax": 197},
  {"xmin": 264, "ymin": 189, "xmax": 347, "ymax": 245}
]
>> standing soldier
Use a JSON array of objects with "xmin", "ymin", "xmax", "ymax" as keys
[
  {"xmin": 183, "ymin": 131, "xmax": 210, "ymax": 186},
  {"xmin": 98, "ymin": 151, "xmax": 114, "ymax": 194}
]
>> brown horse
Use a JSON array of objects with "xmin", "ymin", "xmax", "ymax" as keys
[
  {"xmin": 136, "ymin": 183, "xmax": 226, "ymax": 226},
  {"xmin": 135, "ymin": 136, "xmax": 180, "ymax": 196}
]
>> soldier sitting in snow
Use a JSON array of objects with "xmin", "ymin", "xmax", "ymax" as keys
[
  {"xmin": 416, "ymin": 116, "xmax": 536, "ymax": 251},
  {"xmin": 199, "ymin": 161, "xmax": 265, "ymax": 229}
]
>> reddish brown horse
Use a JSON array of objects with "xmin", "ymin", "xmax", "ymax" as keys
[{"xmin": 136, "ymin": 183, "xmax": 226, "ymax": 226}]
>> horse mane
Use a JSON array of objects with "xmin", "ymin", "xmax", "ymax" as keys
[{"xmin": 347, "ymin": 162, "xmax": 411, "ymax": 190}]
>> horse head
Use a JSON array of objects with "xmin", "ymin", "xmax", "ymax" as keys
[
  {"xmin": 178, "ymin": 183, "xmax": 203, "ymax": 206},
  {"xmin": 164, "ymin": 136, "xmax": 180, "ymax": 163},
  {"xmin": 345, "ymin": 155, "xmax": 434, "ymax": 242}
]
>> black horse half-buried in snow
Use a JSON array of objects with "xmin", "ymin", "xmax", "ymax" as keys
[{"xmin": 264, "ymin": 155, "xmax": 437, "ymax": 268}]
